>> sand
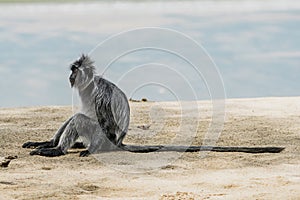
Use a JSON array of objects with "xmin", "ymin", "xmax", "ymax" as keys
[{"xmin": 0, "ymin": 97, "xmax": 299, "ymax": 199}]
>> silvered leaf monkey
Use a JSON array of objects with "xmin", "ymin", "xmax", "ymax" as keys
[{"xmin": 22, "ymin": 55, "xmax": 284, "ymax": 157}]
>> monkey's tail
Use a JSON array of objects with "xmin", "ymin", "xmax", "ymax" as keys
[{"xmin": 121, "ymin": 145, "xmax": 285, "ymax": 154}]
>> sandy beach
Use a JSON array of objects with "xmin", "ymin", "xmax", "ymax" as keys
[{"xmin": 0, "ymin": 97, "xmax": 300, "ymax": 199}]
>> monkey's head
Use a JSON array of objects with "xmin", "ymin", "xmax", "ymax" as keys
[{"xmin": 69, "ymin": 54, "xmax": 96, "ymax": 89}]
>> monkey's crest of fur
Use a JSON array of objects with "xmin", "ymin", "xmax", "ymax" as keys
[{"xmin": 72, "ymin": 54, "xmax": 96, "ymax": 73}]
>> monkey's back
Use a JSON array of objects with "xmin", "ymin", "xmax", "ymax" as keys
[{"xmin": 94, "ymin": 76, "xmax": 130, "ymax": 146}]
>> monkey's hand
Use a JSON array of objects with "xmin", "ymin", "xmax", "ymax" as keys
[
  {"xmin": 22, "ymin": 141, "xmax": 55, "ymax": 149},
  {"xmin": 30, "ymin": 147, "xmax": 64, "ymax": 157}
]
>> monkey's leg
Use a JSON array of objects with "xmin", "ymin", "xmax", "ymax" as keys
[
  {"xmin": 62, "ymin": 114, "xmax": 116, "ymax": 157},
  {"xmin": 22, "ymin": 117, "xmax": 73, "ymax": 149},
  {"xmin": 30, "ymin": 117, "xmax": 79, "ymax": 157},
  {"xmin": 30, "ymin": 113, "xmax": 114, "ymax": 157},
  {"xmin": 68, "ymin": 114, "xmax": 115, "ymax": 157},
  {"xmin": 51, "ymin": 117, "xmax": 85, "ymax": 149}
]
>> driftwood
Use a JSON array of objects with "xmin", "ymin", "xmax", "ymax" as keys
[
  {"xmin": 0, "ymin": 156, "xmax": 18, "ymax": 168},
  {"xmin": 0, "ymin": 160, "xmax": 11, "ymax": 168}
]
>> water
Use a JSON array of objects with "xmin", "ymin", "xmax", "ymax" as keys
[{"xmin": 0, "ymin": 0, "xmax": 299, "ymax": 107}]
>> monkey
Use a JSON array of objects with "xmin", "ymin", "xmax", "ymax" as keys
[
  {"xmin": 22, "ymin": 54, "xmax": 284, "ymax": 157},
  {"xmin": 23, "ymin": 54, "xmax": 129, "ymax": 157}
]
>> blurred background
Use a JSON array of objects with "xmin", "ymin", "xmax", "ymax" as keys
[{"xmin": 0, "ymin": 0, "xmax": 299, "ymax": 107}]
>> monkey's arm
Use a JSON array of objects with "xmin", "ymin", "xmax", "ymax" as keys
[
  {"xmin": 22, "ymin": 117, "xmax": 73, "ymax": 149},
  {"xmin": 122, "ymin": 145, "xmax": 285, "ymax": 154}
]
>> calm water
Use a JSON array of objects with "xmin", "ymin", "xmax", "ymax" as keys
[{"xmin": 0, "ymin": 0, "xmax": 300, "ymax": 107}]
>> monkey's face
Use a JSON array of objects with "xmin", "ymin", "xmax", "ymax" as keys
[
  {"xmin": 69, "ymin": 64, "xmax": 78, "ymax": 87},
  {"xmin": 69, "ymin": 65, "xmax": 88, "ymax": 88},
  {"xmin": 69, "ymin": 64, "xmax": 93, "ymax": 89},
  {"xmin": 69, "ymin": 54, "xmax": 95, "ymax": 89}
]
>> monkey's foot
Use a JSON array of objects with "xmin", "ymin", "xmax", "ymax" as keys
[
  {"xmin": 30, "ymin": 148, "xmax": 64, "ymax": 157},
  {"xmin": 79, "ymin": 150, "xmax": 90, "ymax": 157},
  {"xmin": 22, "ymin": 141, "xmax": 54, "ymax": 149}
]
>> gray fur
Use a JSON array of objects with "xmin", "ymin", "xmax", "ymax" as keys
[{"xmin": 24, "ymin": 54, "xmax": 129, "ymax": 157}]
